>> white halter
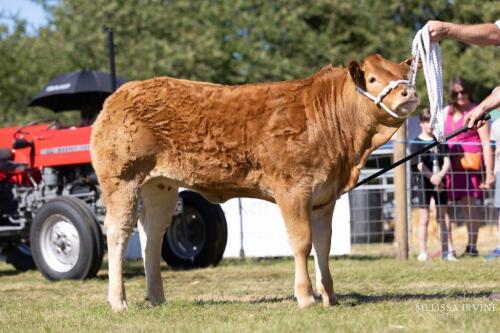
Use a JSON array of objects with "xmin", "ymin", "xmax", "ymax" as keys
[{"xmin": 356, "ymin": 80, "xmax": 411, "ymax": 119}]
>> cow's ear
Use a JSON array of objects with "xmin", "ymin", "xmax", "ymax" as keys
[
  {"xmin": 348, "ymin": 61, "xmax": 366, "ymax": 90},
  {"xmin": 400, "ymin": 57, "xmax": 413, "ymax": 67},
  {"xmin": 400, "ymin": 56, "xmax": 421, "ymax": 69}
]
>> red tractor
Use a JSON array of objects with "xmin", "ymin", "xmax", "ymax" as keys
[{"xmin": 0, "ymin": 73, "xmax": 227, "ymax": 280}]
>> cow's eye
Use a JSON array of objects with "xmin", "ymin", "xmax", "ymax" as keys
[{"xmin": 368, "ymin": 77, "xmax": 376, "ymax": 83}]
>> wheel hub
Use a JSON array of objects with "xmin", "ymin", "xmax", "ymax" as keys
[
  {"xmin": 40, "ymin": 215, "xmax": 80, "ymax": 272},
  {"xmin": 167, "ymin": 207, "xmax": 206, "ymax": 261}
]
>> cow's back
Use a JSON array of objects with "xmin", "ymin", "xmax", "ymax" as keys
[{"xmin": 91, "ymin": 76, "xmax": 312, "ymax": 199}]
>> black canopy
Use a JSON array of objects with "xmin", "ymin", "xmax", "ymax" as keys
[{"xmin": 29, "ymin": 70, "xmax": 126, "ymax": 112}]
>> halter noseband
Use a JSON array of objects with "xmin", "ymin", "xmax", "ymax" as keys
[{"xmin": 356, "ymin": 80, "xmax": 412, "ymax": 119}]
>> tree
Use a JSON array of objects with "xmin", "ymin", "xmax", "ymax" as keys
[{"xmin": 0, "ymin": 0, "xmax": 498, "ymax": 126}]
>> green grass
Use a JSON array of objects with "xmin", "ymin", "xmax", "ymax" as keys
[{"xmin": 0, "ymin": 256, "xmax": 498, "ymax": 332}]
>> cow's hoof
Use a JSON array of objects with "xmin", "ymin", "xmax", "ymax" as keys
[
  {"xmin": 109, "ymin": 299, "xmax": 128, "ymax": 311},
  {"xmin": 322, "ymin": 294, "xmax": 340, "ymax": 306},
  {"xmin": 297, "ymin": 295, "xmax": 316, "ymax": 309}
]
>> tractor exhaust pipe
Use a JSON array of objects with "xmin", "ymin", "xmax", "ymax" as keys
[{"xmin": 103, "ymin": 26, "xmax": 117, "ymax": 92}]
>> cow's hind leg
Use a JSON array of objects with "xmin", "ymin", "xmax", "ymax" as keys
[
  {"xmin": 311, "ymin": 201, "xmax": 339, "ymax": 306},
  {"xmin": 276, "ymin": 191, "xmax": 315, "ymax": 308},
  {"xmin": 137, "ymin": 179, "xmax": 178, "ymax": 306},
  {"xmin": 102, "ymin": 180, "xmax": 140, "ymax": 311}
]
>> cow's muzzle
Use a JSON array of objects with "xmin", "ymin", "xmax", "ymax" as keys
[{"xmin": 356, "ymin": 80, "xmax": 414, "ymax": 119}]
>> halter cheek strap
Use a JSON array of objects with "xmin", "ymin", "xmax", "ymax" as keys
[{"xmin": 356, "ymin": 80, "xmax": 411, "ymax": 119}]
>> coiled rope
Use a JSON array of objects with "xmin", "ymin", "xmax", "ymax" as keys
[{"xmin": 410, "ymin": 23, "xmax": 446, "ymax": 142}]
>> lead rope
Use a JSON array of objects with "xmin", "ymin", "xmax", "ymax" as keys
[{"xmin": 410, "ymin": 23, "xmax": 446, "ymax": 142}]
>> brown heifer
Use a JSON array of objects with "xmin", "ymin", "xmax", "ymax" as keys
[{"xmin": 91, "ymin": 54, "xmax": 419, "ymax": 311}]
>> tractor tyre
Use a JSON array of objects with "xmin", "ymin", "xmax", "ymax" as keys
[
  {"xmin": 67, "ymin": 196, "xmax": 105, "ymax": 278},
  {"xmin": 30, "ymin": 197, "xmax": 104, "ymax": 280},
  {"xmin": 161, "ymin": 191, "xmax": 227, "ymax": 269}
]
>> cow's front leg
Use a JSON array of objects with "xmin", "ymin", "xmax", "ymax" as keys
[
  {"xmin": 311, "ymin": 201, "xmax": 339, "ymax": 306},
  {"xmin": 276, "ymin": 191, "xmax": 315, "ymax": 308}
]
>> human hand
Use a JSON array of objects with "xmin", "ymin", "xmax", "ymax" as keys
[
  {"xmin": 427, "ymin": 20, "xmax": 448, "ymax": 42},
  {"xmin": 480, "ymin": 173, "xmax": 495, "ymax": 189},
  {"xmin": 463, "ymin": 106, "xmax": 488, "ymax": 129},
  {"xmin": 430, "ymin": 174, "xmax": 442, "ymax": 186}
]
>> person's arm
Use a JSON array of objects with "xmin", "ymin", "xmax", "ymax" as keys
[
  {"xmin": 417, "ymin": 162, "xmax": 433, "ymax": 180},
  {"xmin": 478, "ymin": 125, "xmax": 495, "ymax": 188},
  {"xmin": 430, "ymin": 155, "xmax": 450, "ymax": 186},
  {"xmin": 428, "ymin": 20, "xmax": 500, "ymax": 45},
  {"xmin": 464, "ymin": 87, "xmax": 500, "ymax": 129},
  {"xmin": 440, "ymin": 156, "xmax": 451, "ymax": 176}
]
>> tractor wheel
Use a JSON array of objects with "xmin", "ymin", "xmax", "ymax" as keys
[
  {"xmin": 5, "ymin": 244, "xmax": 36, "ymax": 271},
  {"xmin": 30, "ymin": 197, "xmax": 104, "ymax": 280},
  {"xmin": 67, "ymin": 196, "xmax": 105, "ymax": 278},
  {"xmin": 161, "ymin": 191, "xmax": 227, "ymax": 269}
]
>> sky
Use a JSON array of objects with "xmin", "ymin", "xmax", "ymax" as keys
[{"xmin": 0, "ymin": 0, "xmax": 49, "ymax": 33}]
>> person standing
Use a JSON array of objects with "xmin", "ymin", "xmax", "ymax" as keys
[
  {"xmin": 444, "ymin": 77, "xmax": 494, "ymax": 256},
  {"xmin": 411, "ymin": 109, "xmax": 457, "ymax": 261}
]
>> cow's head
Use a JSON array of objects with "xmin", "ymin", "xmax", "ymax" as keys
[{"xmin": 348, "ymin": 54, "xmax": 419, "ymax": 120}]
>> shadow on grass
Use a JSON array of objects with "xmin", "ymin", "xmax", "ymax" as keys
[
  {"xmin": 192, "ymin": 291, "xmax": 493, "ymax": 306},
  {"xmin": 339, "ymin": 291, "xmax": 493, "ymax": 306},
  {"xmin": 0, "ymin": 268, "xmax": 24, "ymax": 276},
  {"xmin": 331, "ymin": 254, "xmax": 395, "ymax": 261},
  {"xmin": 194, "ymin": 294, "xmax": 296, "ymax": 305}
]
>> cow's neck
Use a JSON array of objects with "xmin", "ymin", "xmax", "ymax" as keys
[
  {"xmin": 342, "ymin": 84, "xmax": 404, "ymax": 192},
  {"xmin": 309, "ymin": 68, "xmax": 404, "ymax": 194}
]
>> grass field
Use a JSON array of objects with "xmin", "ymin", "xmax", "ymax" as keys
[{"xmin": 0, "ymin": 255, "xmax": 498, "ymax": 333}]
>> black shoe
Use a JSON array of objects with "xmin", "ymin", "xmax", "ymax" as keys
[{"xmin": 461, "ymin": 246, "xmax": 479, "ymax": 257}]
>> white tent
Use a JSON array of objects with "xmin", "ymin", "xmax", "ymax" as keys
[{"xmin": 221, "ymin": 194, "xmax": 351, "ymax": 257}]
